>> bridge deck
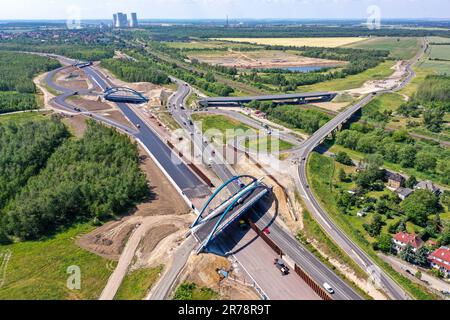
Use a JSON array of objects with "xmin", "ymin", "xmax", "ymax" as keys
[
  {"xmin": 200, "ymin": 92, "xmax": 337, "ymax": 107},
  {"xmin": 194, "ymin": 188, "xmax": 268, "ymax": 244}
]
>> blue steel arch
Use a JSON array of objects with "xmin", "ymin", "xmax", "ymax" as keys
[
  {"xmin": 201, "ymin": 184, "xmax": 271, "ymax": 251},
  {"xmin": 191, "ymin": 175, "xmax": 257, "ymax": 228},
  {"xmin": 104, "ymin": 87, "xmax": 149, "ymax": 102}
]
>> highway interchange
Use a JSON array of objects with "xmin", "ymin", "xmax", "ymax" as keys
[{"xmin": 41, "ymin": 43, "xmax": 425, "ymax": 300}]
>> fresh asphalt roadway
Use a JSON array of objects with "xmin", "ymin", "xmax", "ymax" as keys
[
  {"xmin": 169, "ymin": 80, "xmax": 362, "ymax": 300},
  {"xmin": 46, "ymin": 62, "xmax": 210, "ymax": 200}
]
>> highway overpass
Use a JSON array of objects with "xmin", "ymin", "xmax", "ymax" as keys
[
  {"xmin": 199, "ymin": 92, "xmax": 337, "ymax": 108},
  {"xmin": 191, "ymin": 175, "xmax": 271, "ymax": 253},
  {"xmin": 104, "ymin": 87, "xmax": 149, "ymax": 104}
]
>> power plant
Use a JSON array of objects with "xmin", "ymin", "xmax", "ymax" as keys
[{"xmin": 112, "ymin": 12, "xmax": 138, "ymax": 28}]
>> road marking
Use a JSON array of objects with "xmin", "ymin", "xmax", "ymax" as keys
[{"xmin": 351, "ymin": 249, "xmax": 367, "ymax": 267}]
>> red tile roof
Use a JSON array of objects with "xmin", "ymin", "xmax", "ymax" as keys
[
  {"xmin": 393, "ymin": 232, "xmax": 423, "ymax": 248},
  {"xmin": 429, "ymin": 247, "xmax": 450, "ymax": 271}
]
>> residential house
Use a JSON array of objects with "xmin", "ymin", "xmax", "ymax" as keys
[
  {"xmin": 392, "ymin": 232, "xmax": 424, "ymax": 253},
  {"xmin": 395, "ymin": 187, "xmax": 414, "ymax": 201},
  {"xmin": 415, "ymin": 180, "xmax": 441, "ymax": 195},
  {"xmin": 428, "ymin": 246, "xmax": 450, "ymax": 278},
  {"xmin": 386, "ymin": 172, "xmax": 405, "ymax": 190}
]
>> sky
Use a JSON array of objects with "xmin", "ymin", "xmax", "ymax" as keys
[{"xmin": 0, "ymin": 0, "xmax": 449, "ymax": 20}]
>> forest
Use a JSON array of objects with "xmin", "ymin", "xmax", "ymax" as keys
[
  {"xmin": 0, "ymin": 51, "xmax": 60, "ymax": 93},
  {"xmin": 0, "ymin": 119, "xmax": 149, "ymax": 241},
  {"xmin": 101, "ymin": 58, "xmax": 171, "ymax": 85},
  {"xmin": 0, "ymin": 51, "xmax": 60, "ymax": 114}
]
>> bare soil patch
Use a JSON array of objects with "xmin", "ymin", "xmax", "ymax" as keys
[
  {"xmin": 55, "ymin": 67, "xmax": 89, "ymax": 89},
  {"xmin": 101, "ymin": 110, "xmax": 134, "ymax": 128},
  {"xmin": 71, "ymin": 96, "xmax": 114, "ymax": 112},
  {"xmin": 77, "ymin": 221, "xmax": 138, "ymax": 261},
  {"xmin": 189, "ymin": 50, "xmax": 343, "ymax": 69},
  {"xmin": 180, "ymin": 254, "xmax": 260, "ymax": 300},
  {"xmin": 62, "ymin": 114, "xmax": 88, "ymax": 138}
]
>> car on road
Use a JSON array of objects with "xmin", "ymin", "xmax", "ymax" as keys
[
  {"xmin": 263, "ymin": 227, "xmax": 270, "ymax": 235},
  {"xmin": 274, "ymin": 258, "xmax": 289, "ymax": 276},
  {"xmin": 323, "ymin": 283, "xmax": 335, "ymax": 294},
  {"xmin": 136, "ymin": 124, "xmax": 141, "ymax": 129}
]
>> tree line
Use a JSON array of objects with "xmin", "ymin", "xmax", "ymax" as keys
[{"xmin": 101, "ymin": 58, "xmax": 171, "ymax": 85}]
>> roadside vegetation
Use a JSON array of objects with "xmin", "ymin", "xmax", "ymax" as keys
[
  {"xmin": 173, "ymin": 282, "xmax": 218, "ymax": 300},
  {"xmin": 115, "ymin": 266, "xmax": 163, "ymax": 300}
]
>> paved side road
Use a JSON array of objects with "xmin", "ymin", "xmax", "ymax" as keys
[{"xmin": 147, "ymin": 236, "xmax": 197, "ymax": 300}]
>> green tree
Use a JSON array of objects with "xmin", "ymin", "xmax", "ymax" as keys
[
  {"xmin": 400, "ymin": 244, "xmax": 416, "ymax": 264},
  {"xmin": 414, "ymin": 247, "xmax": 429, "ymax": 267},
  {"xmin": 401, "ymin": 190, "xmax": 441, "ymax": 227},
  {"xmin": 405, "ymin": 176, "xmax": 418, "ymax": 189},
  {"xmin": 338, "ymin": 168, "xmax": 347, "ymax": 182},
  {"xmin": 377, "ymin": 233, "xmax": 393, "ymax": 253},
  {"xmin": 415, "ymin": 151, "xmax": 437, "ymax": 172},
  {"xmin": 364, "ymin": 213, "xmax": 384, "ymax": 237},
  {"xmin": 336, "ymin": 151, "xmax": 353, "ymax": 166}
]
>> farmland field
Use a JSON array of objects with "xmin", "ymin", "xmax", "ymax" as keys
[
  {"xmin": 344, "ymin": 37, "xmax": 421, "ymax": 60},
  {"xmin": 164, "ymin": 40, "xmax": 262, "ymax": 50},
  {"xmin": 429, "ymin": 45, "xmax": 450, "ymax": 60},
  {"xmin": 188, "ymin": 49, "xmax": 341, "ymax": 69},
  {"xmin": 213, "ymin": 37, "xmax": 368, "ymax": 48}
]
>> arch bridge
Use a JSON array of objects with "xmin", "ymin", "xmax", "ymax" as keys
[
  {"xmin": 104, "ymin": 87, "xmax": 149, "ymax": 104},
  {"xmin": 190, "ymin": 175, "xmax": 272, "ymax": 253}
]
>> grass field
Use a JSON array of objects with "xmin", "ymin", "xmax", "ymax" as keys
[
  {"xmin": 173, "ymin": 282, "xmax": 218, "ymax": 300},
  {"xmin": 191, "ymin": 113, "xmax": 255, "ymax": 144},
  {"xmin": 364, "ymin": 92, "xmax": 406, "ymax": 113},
  {"xmin": 307, "ymin": 152, "xmax": 436, "ymax": 300},
  {"xmin": 214, "ymin": 37, "xmax": 368, "ymax": 48},
  {"xmin": 0, "ymin": 224, "xmax": 115, "ymax": 300},
  {"xmin": 427, "ymin": 36, "xmax": 450, "ymax": 44},
  {"xmin": 244, "ymin": 136, "xmax": 294, "ymax": 152},
  {"xmin": 429, "ymin": 45, "xmax": 450, "ymax": 60},
  {"xmin": 115, "ymin": 266, "xmax": 162, "ymax": 300},
  {"xmin": 299, "ymin": 60, "xmax": 396, "ymax": 92},
  {"xmin": 0, "ymin": 110, "xmax": 51, "ymax": 124},
  {"xmin": 345, "ymin": 37, "xmax": 421, "ymax": 60}
]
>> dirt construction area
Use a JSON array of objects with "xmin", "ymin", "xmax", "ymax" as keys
[
  {"xmin": 188, "ymin": 50, "xmax": 343, "ymax": 69},
  {"xmin": 179, "ymin": 254, "xmax": 260, "ymax": 300},
  {"xmin": 77, "ymin": 144, "xmax": 191, "ymax": 261},
  {"xmin": 55, "ymin": 66, "xmax": 90, "ymax": 89}
]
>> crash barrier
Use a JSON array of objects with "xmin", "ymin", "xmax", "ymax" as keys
[
  {"xmin": 294, "ymin": 264, "xmax": 333, "ymax": 301},
  {"xmin": 249, "ymin": 219, "xmax": 332, "ymax": 301},
  {"xmin": 248, "ymin": 219, "xmax": 283, "ymax": 257}
]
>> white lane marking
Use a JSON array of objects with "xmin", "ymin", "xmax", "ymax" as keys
[{"xmin": 351, "ymin": 249, "xmax": 367, "ymax": 267}]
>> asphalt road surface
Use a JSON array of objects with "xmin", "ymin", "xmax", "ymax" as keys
[{"xmin": 169, "ymin": 80, "xmax": 362, "ymax": 300}]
